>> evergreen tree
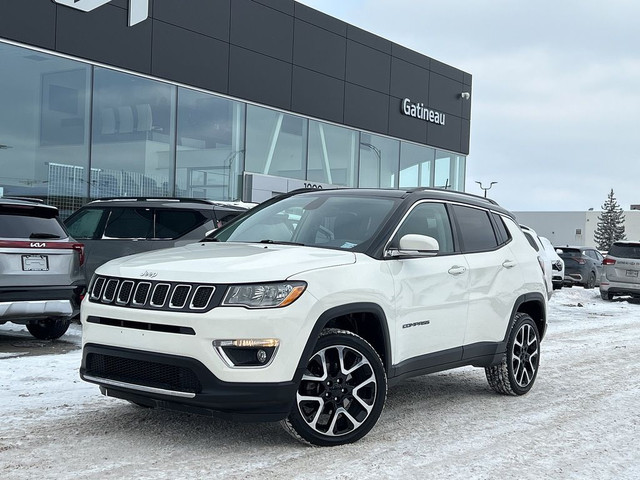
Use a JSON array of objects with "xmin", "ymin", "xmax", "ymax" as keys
[{"xmin": 593, "ymin": 189, "xmax": 626, "ymax": 251}]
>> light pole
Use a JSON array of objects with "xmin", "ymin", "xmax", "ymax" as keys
[{"xmin": 476, "ymin": 181, "xmax": 497, "ymax": 198}]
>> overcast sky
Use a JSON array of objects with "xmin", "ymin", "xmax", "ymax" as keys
[{"xmin": 296, "ymin": 0, "xmax": 640, "ymax": 212}]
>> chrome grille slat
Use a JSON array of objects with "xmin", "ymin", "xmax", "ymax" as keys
[
  {"xmin": 170, "ymin": 285, "xmax": 191, "ymax": 309},
  {"xmin": 102, "ymin": 279, "xmax": 119, "ymax": 303},
  {"xmin": 190, "ymin": 286, "xmax": 215, "ymax": 310},
  {"xmin": 116, "ymin": 280, "xmax": 134, "ymax": 305},
  {"xmin": 150, "ymin": 283, "xmax": 171, "ymax": 307},
  {"xmin": 91, "ymin": 277, "xmax": 106, "ymax": 299},
  {"xmin": 133, "ymin": 282, "xmax": 151, "ymax": 305}
]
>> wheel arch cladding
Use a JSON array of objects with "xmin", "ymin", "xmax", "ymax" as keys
[
  {"xmin": 513, "ymin": 292, "xmax": 547, "ymax": 340},
  {"xmin": 294, "ymin": 303, "xmax": 392, "ymax": 381}
]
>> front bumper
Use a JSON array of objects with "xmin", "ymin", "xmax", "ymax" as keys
[{"xmin": 80, "ymin": 344, "xmax": 298, "ymax": 421}]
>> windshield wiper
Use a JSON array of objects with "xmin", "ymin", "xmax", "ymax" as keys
[
  {"xmin": 259, "ymin": 239, "xmax": 305, "ymax": 246},
  {"xmin": 29, "ymin": 233, "xmax": 62, "ymax": 239}
]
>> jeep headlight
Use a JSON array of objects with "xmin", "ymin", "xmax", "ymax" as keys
[{"xmin": 222, "ymin": 282, "xmax": 306, "ymax": 308}]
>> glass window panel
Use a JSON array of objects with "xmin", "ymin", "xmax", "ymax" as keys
[
  {"xmin": 451, "ymin": 155, "xmax": 466, "ymax": 191},
  {"xmin": 245, "ymin": 106, "xmax": 307, "ymax": 181},
  {"xmin": 399, "ymin": 142, "xmax": 435, "ymax": 188},
  {"xmin": 103, "ymin": 207, "xmax": 153, "ymax": 239},
  {"xmin": 175, "ymin": 88, "xmax": 245, "ymax": 201},
  {"xmin": 452, "ymin": 205, "xmax": 498, "ymax": 252},
  {"xmin": 392, "ymin": 202, "xmax": 454, "ymax": 254},
  {"xmin": 358, "ymin": 134, "xmax": 399, "ymax": 188},
  {"xmin": 90, "ymin": 68, "xmax": 174, "ymax": 199},
  {"xmin": 64, "ymin": 208, "xmax": 109, "ymax": 239},
  {"xmin": 154, "ymin": 209, "xmax": 206, "ymax": 239},
  {"xmin": 435, "ymin": 151, "xmax": 453, "ymax": 189},
  {"xmin": 307, "ymin": 121, "xmax": 358, "ymax": 186},
  {"xmin": 0, "ymin": 43, "xmax": 91, "ymax": 217}
]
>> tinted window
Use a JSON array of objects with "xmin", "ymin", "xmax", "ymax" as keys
[
  {"xmin": 452, "ymin": 205, "xmax": 498, "ymax": 252},
  {"xmin": 0, "ymin": 214, "xmax": 67, "ymax": 239},
  {"xmin": 65, "ymin": 208, "xmax": 109, "ymax": 239},
  {"xmin": 608, "ymin": 243, "xmax": 640, "ymax": 259},
  {"xmin": 523, "ymin": 231, "xmax": 539, "ymax": 251},
  {"xmin": 492, "ymin": 213, "xmax": 511, "ymax": 245},
  {"xmin": 104, "ymin": 208, "xmax": 153, "ymax": 239},
  {"xmin": 154, "ymin": 209, "xmax": 206, "ymax": 239},
  {"xmin": 392, "ymin": 202, "xmax": 454, "ymax": 254}
]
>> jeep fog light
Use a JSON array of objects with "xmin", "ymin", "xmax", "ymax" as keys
[{"xmin": 213, "ymin": 339, "xmax": 280, "ymax": 368}]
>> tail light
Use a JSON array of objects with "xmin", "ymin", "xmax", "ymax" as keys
[
  {"xmin": 572, "ymin": 257, "xmax": 586, "ymax": 265},
  {"xmin": 72, "ymin": 243, "xmax": 85, "ymax": 266},
  {"xmin": 603, "ymin": 257, "xmax": 616, "ymax": 265}
]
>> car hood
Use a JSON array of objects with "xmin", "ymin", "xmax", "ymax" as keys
[{"xmin": 95, "ymin": 242, "xmax": 356, "ymax": 283}]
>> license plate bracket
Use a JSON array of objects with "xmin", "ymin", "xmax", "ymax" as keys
[
  {"xmin": 22, "ymin": 254, "xmax": 49, "ymax": 271},
  {"xmin": 626, "ymin": 270, "xmax": 638, "ymax": 278}
]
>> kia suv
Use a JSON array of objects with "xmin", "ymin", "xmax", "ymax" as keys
[
  {"xmin": 64, "ymin": 197, "xmax": 252, "ymax": 283},
  {"xmin": 599, "ymin": 241, "xmax": 640, "ymax": 300},
  {"xmin": 80, "ymin": 188, "xmax": 547, "ymax": 446},
  {"xmin": 0, "ymin": 198, "xmax": 85, "ymax": 339},
  {"xmin": 555, "ymin": 246, "xmax": 603, "ymax": 288}
]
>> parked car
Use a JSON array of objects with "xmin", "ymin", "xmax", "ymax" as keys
[
  {"xmin": 64, "ymin": 197, "xmax": 252, "ymax": 283},
  {"xmin": 599, "ymin": 241, "xmax": 640, "ymax": 300},
  {"xmin": 554, "ymin": 246, "xmax": 604, "ymax": 288},
  {"xmin": 0, "ymin": 197, "xmax": 85, "ymax": 339},
  {"xmin": 539, "ymin": 236, "xmax": 564, "ymax": 290},
  {"xmin": 80, "ymin": 188, "xmax": 548, "ymax": 446},
  {"xmin": 520, "ymin": 225, "xmax": 553, "ymax": 298}
]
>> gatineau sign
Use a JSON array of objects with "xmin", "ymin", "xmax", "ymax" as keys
[
  {"xmin": 401, "ymin": 98, "xmax": 446, "ymax": 126},
  {"xmin": 52, "ymin": 0, "xmax": 149, "ymax": 26}
]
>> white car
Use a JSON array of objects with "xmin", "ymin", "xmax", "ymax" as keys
[
  {"xmin": 520, "ymin": 225, "xmax": 553, "ymax": 298},
  {"xmin": 539, "ymin": 236, "xmax": 564, "ymax": 290},
  {"xmin": 80, "ymin": 189, "xmax": 548, "ymax": 446}
]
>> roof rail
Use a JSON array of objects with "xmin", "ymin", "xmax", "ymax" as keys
[
  {"xmin": 0, "ymin": 195, "xmax": 46, "ymax": 204},
  {"xmin": 406, "ymin": 187, "xmax": 499, "ymax": 205},
  {"xmin": 91, "ymin": 197, "xmax": 218, "ymax": 205}
]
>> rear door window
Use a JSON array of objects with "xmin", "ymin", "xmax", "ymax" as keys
[
  {"xmin": 452, "ymin": 205, "xmax": 498, "ymax": 253},
  {"xmin": 154, "ymin": 209, "xmax": 206, "ymax": 239},
  {"xmin": 104, "ymin": 208, "xmax": 153, "ymax": 239}
]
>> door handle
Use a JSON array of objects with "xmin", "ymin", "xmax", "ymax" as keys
[
  {"xmin": 502, "ymin": 260, "xmax": 517, "ymax": 269},
  {"xmin": 448, "ymin": 265, "xmax": 467, "ymax": 276}
]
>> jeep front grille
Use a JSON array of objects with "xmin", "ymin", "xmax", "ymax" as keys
[{"xmin": 89, "ymin": 276, "xmax": 219, "ymax": 312}]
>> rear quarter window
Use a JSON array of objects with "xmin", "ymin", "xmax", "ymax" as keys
[{"xmin": 154, "ymin": 209, "xmax": 207, "ymax": 239}]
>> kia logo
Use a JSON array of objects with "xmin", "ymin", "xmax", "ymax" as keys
[
  {"xmin": 52, "ymin": 0, "xmax": 150, "ymax": 26},
  {"xmin": 30, "ymin": 242, "xmax": 46, "ymax": 248}
]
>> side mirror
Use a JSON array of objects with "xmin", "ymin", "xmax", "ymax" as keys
[{"xmin": 386, "ymin": 234, "xmax": 440, "ymax": 258}]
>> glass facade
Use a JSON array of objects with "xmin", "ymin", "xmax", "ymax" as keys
[{"xmin": 0, "ymin": 41, "xmax": 466, "ymax": 217}]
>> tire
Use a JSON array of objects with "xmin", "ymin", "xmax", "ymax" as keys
[
  {"xmin": 485, "ymin": 313, "xmax": 540, "ymax": 396},
  {"xmin": 583, "ymin": 272, "xmax": 596, "ymax": 289},
  {"xmin": 282, "ymin": 328, "xmax": 387, "ymax": 446},
  {"xmin": 600, "ymin": 291, "xmax": 613, "ymax": 301},
  {"xmin": 26, "ymin": 318, "xmax": 71, "ymax": 340}
]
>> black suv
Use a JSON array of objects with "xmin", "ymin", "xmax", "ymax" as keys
[
  {"xmin": 555, "ymin": 246, "xmax": 604, "ymax": 288},
  {"xmin": 64, "ymin": 198, "xmax": 251, "ymax": 283},
  {"xmin": 0, "ymin": 198, "xmax": 85, "ymax": 339}
]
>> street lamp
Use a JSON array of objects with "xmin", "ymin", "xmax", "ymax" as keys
[{"xmin": 476, "ymin": 181, "xmax": 497, "ymax": 197}]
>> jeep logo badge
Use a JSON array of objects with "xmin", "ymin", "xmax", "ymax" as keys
[
  {"xmin": 140, "ymin": 270, "xmax": 158, "ymax": 278},
  {"xmin": 52, "ymin": 0, "xmax": 150, "ymax": 26}
]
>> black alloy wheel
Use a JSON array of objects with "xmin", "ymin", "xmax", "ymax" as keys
[
  {"xmin": 485, "ymin": 313, "xmax": 540, "ymax": 396},
  {"xmin": 282, "ymin": 329, "xmax": 387, "ymax": 446},
  {"xmin": 584, "ymin": 272, "xmax": 596, "ymax": 289}
]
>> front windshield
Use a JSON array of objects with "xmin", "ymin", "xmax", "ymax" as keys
[{"xmin": 212, "ymin": 194, "xmax": 398, "ymax": 250}]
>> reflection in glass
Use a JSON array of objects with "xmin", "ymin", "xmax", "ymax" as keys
[
  {"xmin": 245, "ymin": 106, "xmax": 307, "ymax": 180},
  {"xmin": 399, "ymin": 142, "xmax": 435, "ymax": 188},
  {"xmin": 0, "ymin": 42, "xmax": 91, "ymax": 217},
  {"xmin": 358, "ymin": 134, "xmax": 399, "ymax": 188},
  {"xmin": 175, "ymin": 88, "xmax": 245, "ymax": 201},
  {"xmin": 90, "ymin": 68, "xmax": 174, "ymax": 199},
  {"xmin": 307, "ymin": 121, "xmax": 358, "ymax": 186}
]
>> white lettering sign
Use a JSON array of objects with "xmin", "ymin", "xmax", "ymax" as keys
[
  {"xmin": 53, "ymin": 0, "xmax": 149, "ymax": 26},
  {"xmin": 401, "ymin": 98, "xmax": 446, "ymax": 126}
]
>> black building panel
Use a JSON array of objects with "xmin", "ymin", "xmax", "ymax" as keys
[
  {"xmin": 229, "ymin": 46, "xmax": 292, "ymax": 110},
  {"xmin": 293, "ymin": 19, "xmax": 345, "ymax": 79},
  {"xmin": 388, "ymin": 97, "xmax": 428, "ymax": 145},
  {"xmin": 230, "ymin": 0, "xmax": 293, "ymax": 63},
  {"xmin": 346, "ymin": 40, "xmax": 391, "ymax": 95},
  {"xmin": 390, "ymin": 57, "xmax": 430, "ymax": 101},
  {"xmin": 427, "ymin": 113, "xmax": 462, "ymax": 153},
  {"xmin": 344, "ymin": 83, "xmax": 389, "ymax": 134},
  {"xmin": 391, "ymin": 43, "xmax": 430, "ymax": 70},
  {"xmin": 428, "ymin": 72, "xmax": 464, "ymax": 117},
  {"xmin": 431, "ymin": 58, "xmax": 465, "ymax": 83},
  {"xmin": 0, "ymin": 0, "xmax": 56, "ymax": 49},
  {"xmin": 292, "ymin": 67, "xmax": 344, "ymax": 124},
  {"xmin": 460, "ymin": 119, "xmax": 470, "ymax": 155},
  {"xmin": 346, "ymin": 25, "xmax": 391, "ymax": 54},
  {"xmin": 294, "ymin": 3, "xmax": 347, "ymax": 36},
  {"xmin": 152, "ymin": 21, "xmax": 229, "ymax": 94},
  {"xmin": 153, "ymin": 0, "xmax": 230, "ymax": 42},
  {"xmin": 56, "ymin": 4, "xmax": 153, "ymax": 74},
  {"xmin": 252, "ymin": 0, "xmax": 294, "ymax": 15}
]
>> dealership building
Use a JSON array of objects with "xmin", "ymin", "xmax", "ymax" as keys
[{"xmin": 0, "ymin": 0, "xmax": 472, "ymax": 216}]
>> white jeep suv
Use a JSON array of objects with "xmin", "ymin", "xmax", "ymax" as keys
[{"xmin": 80, "ymin": 188, "xmax": 547, "ymax": 446}]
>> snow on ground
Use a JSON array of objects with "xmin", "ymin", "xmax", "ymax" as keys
[{"xmin": 0, "ymin": 288, "xmax": 638, "ymax": 479}]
